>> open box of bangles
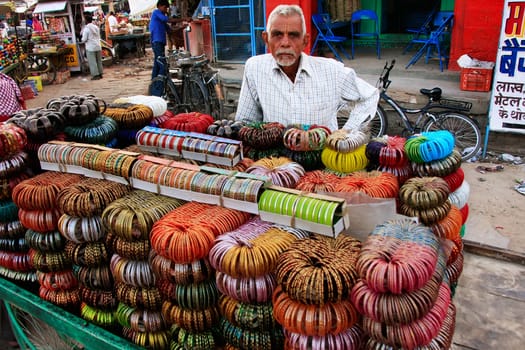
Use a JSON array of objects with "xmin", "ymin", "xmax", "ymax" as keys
[
  {"xmin": 200, "ymin": 166, "xmax": 271, "ymax": 214},
  {"xmin": 258, "ymin": 186, "xmax": 349, "ymax": 238},
  {"xmin": 135, "ymin": 126, "xmax": 185, "ymax": 157},
  {"xmin": 181, "ymin": 132, "xmax": 243, "ymax": 167}
]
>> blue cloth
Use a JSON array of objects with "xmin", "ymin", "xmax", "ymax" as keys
[{"xmin": 149, "ymin": 9, "xmax": 169, "ymax": 44}]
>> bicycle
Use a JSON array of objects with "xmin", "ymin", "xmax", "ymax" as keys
[
  {"xmin": 25, "ymin": 54, "xmax": 56, "ymax": 85},
  {"xmin": 368, "ymin": 59, "xmax": 482, "ymax": 161},
  {"xmin": 148, "ymin": 51, "xmax": 224, "ymax": 119}
]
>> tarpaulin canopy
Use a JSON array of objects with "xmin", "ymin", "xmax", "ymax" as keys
[
  {"xmin": 33, "ymin": 0, "xmax": 67, "ymax": 13},
  {"xmin": 128, "ymin": 0, "xmax": 155, "ymax": 17}
]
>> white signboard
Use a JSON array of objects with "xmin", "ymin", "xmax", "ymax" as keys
[{"xmin": 489, "ymin": 0, "xmax": 525, "ymax": 134}]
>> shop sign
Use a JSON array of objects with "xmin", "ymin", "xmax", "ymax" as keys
[
  {"xmin": 64, "ymin": 43, "xmax": 79, "ymax": 68},
  {"xmin": 489, "ymin": 0, "xmax": 525, "ymax": 133}
]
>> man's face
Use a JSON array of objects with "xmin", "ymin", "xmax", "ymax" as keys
[
  {"xmin": 263, "ymin": 14, "xmax": 309, "ymax": 67},
  {"xmin": 160, "ymin": 5, "xmax": 169, "ymax": 14}
]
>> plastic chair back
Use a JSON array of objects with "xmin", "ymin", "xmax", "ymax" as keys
[
  {"xmin": 310, "ymin": 13, "xmax": 350, "ymax": 62},
  {"xmin": 350, "ymin": 9, "xmax": 380, "ymax": 59}
]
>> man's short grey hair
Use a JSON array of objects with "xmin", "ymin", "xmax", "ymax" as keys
[{"xmin": 266, "ymin": 5, "xmax": 307, "ymax": 36}]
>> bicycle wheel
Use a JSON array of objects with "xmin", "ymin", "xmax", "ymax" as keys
[
  {"xmin": 149, "ymin": 76, "xmax": 181, "ymax": 110},
  {"xmin": 424, "ymin": 112, "xmax": 482, "ymax": 161},
  {"xmin": 183, "ymin": 77, "xmax": 211, "ymax": 115},
  {"xmin": 368, "ymin": 104, "xmax": 388, "ymax": 138}
]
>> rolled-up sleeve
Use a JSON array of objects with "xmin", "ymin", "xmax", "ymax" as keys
[{"xmin": 340, "ymin": 68, "xmax": 379, "ymax": 130}]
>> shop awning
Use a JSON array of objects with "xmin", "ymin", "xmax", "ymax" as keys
[
  {"xmin": 128, "ymin": 0, "xmax": 155, "ymax": 17},
  {"xmin": 33, "ymin": 0, "xmax": 67, "ymax": 13}
]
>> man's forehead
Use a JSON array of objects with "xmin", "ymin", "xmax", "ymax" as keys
[{"xmin": 271, "ymin": 14, "xmax": 303, "ymax": 32}]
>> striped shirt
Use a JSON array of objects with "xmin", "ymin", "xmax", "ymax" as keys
[{"xmin": 235, "ymin": 53, "xmax": 379, "ymax": 131}]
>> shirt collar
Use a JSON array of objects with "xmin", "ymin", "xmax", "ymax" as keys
[{"xmin": 271, "ymin": 52, "xmax": 313, "ymax": 77}]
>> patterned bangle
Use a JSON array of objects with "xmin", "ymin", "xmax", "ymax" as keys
[
  {"xmin": 79, "ymin": 284, "xmax": 117, "ymax": 310},
  {"xmin": 121, "ymin": 327, "xmax": 170, "ymax": 349},
  {"xmin": 0, "ymin": 172, "xmax": 30, "ymax": 201},
  {"xmin": 149, "ymin": 251, "xmax": 214, "ymax": 285},
  {"xmin": 218, "ymin": 294, "xmax": 276, "ymax": 331},
  {"xmin": 295, "ymin": 170, "xmax": 340, "ymax": 193},
  {"xmin": 116, "ymin": 302, "xmax": 167, "ymax": 333},
  {"xmin": 161, "ymin": 300, "xmax": 219, "ymax": 333},
  {"xmin": 80, "ymin": 302, "xmax": 119, "ymax": 329},
  {"xmin": 107, "ymin": 232, "xmax": 151, "ymax": 261},
  {"xmin": 115, "ymin": 281, "xmax": 163, "ymax": 311},
  {"xmin": 170, "ymin": 323, "xmax": 216, "ymax": 350},
  {"xmin": 0, "ymin": 267, "xmax": 37, "ymax": 282},
  {"xmin": 104, "ymin": 104, "xmax": 154, "ymax": 129},
  {"xmin": 282, "ymin": 124, "xmax": 331, "ymax": 152},
  {"xmin": 335, "ymin": 170, "xmax": 400, "ymax": 198},
  {"xmin": 157, "ymin": 278, "xmax": 219, "ymax": 310},
  {"xmin": 29, "ymin": 248, "xmax": 71, "ymax": 272},
  {"xmin": 218, "ymin": 317, "xmax": 284, "ymax": 350},
  {"xmin": 64, "ymin": 240, "xmax": 111, "ymax": 267},
  {"xmin": 37, "ymin": 270, "xmax": 78, "ymax": 291},
  {"xmin": 399, "ymin": 200, "xmax": 452, "ymax": 225},
  {"xmin": 8, "ymin": 108, "xmax": 67, "ymax": 141},
  {"xmin": 245, "ymin": 157, "xmax": 305, "ymax": 188},
  {"xmin": 75, "ymin": 265, "xmax": 114, "ymax": 290},
  {"xmin": 238, "ymin": 122, "xmax": 285, "ymax": 150},
  {"xmin": 411, "ymin": 149, "xmax": 462, "ymax": 178},
  {"xmin": 215, "ymin": 271, "xmax": 276, "ymax": 304},
  {"xmin": 283, "ymin": 325, "xmax": 364, "ymax": 350},
  {"xmin": 0, "ymin": 122, "xmax": 27, "ymax": 158},
  {"xmin": 39, "ymin": 285, "xmax": 80, "ymax": 310},
  {"xmin": 399, "ymin": 176, "xmax": 450, "ymax": 209}
]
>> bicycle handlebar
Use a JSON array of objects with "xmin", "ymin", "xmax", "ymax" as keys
[{"xmin": 378, "ymin": 59, "xmax": 395, "ymax": 90}]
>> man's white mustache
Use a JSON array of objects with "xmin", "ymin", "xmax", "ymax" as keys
[{"xmin": 276, "ymin": 50, "xmax": 296, "ymax": 56}]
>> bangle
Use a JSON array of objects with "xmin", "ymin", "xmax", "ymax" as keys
[
  {"xmin": 58, "ymin": 214, "xmax": 106, "ymax": 243},
  {"xmin": 218, "ymin": 294, "xmax": 276, "ymax": 331},
  {"xmin": 326, "ymin": 128, "xmax": 369, "ymax": 153},
  {"xmin": 448, "ymin": 180, "xmax": 470, "ymax": 210},
  {"xmin": 445, "ymin": 251, "xmax": 464, "ymax": 288},
  {"xmin": 0, "ymin": 220, "xmax": 25, "ymax": 239},
  {"xmin": 0, "ymin": 122, "xmax": 27, "ymax": 158},
  {"xmin": 283, "ymin": 325, "xmax": 364, "ymax": 350},
  {"xmin": 80, "ymin": 302, "xmax": 119, "ymax": 329},
  {"xmin": 0, "ymin": 152, "xmax": 29, "ymax": 178},
  {"xmin": 149, "ymin": 250, "xmax": 214, "ymax": 285},
  {"xmin": 110, "ymin": 253, "xmax": 156, "ymax": 288},
  {"xmin": 104, "ymin": 104, "xmax": 154, "ymax": 129},
  {"xmin": 0, "ymin": 267, "xmax": 37, "ymax": 282},
  {"xmin": 64, "ymin": 240, "xmax": 111, "ymax": 267},
  {"xmin": 162, "ymin": 300, "xmax": 219, "ymax": 332},
  {"xmin": 107, "ymin": 232, "xmax": 151, "ymax": 261},
  {"xmin": 157, "ymin": 278, "xmax": 219, "ymax": 310},
  {"xmin": 295, "ymin": 170, "xmax": 340, "ymax": 193},
  {"xmin": 75, "ymin": 265, "xmax": 114, "ymax": 290},
  {"xmin": 25, "ymin": 229, "xmax": 65, "ymax": 252},
  {"xmin": 283, "ymin": 124, "xmax": 331, "ymax": 152},
  {"xmin": 321, "ymin": 144, "xmax": 369, "ymax": 173},
  {"xmin": 411, "ymin": 149, "xmax": 462, "ymax": 178},
  {"xmin": 39, "ymin": 285, "xmax": 80, "ymax": 310},
  {"xmin": 114, "ymin": 95, "xmax": 167, "ymax": 117},
  {"xmin": 399, "ymin": 176, "xmax": 450, "ymax": 209},
  {"xmin": 273, "ymin": 285, "xmax": 359, "ymax": 336},
  {"xmin": 356, "ymin": 219, "xmax": 440, "ymax": 294},
  {"xmin": 0, "ymin": 237, "xmax": 28, "ymax": 252},
  {"xmin": 79, "ymin": 284, "xmax": 118, "ymax": 309},
  {"xmin": 115, "ymin": 281, "xmax": 163, "ymax": 311},
  {"xmin": 116, "ymin": 302, "xmax": 167, "ymax": 332},
  {"xmin": 64, "ymin": 116, "xmax": 118, "ymax": 145},
  {"xmin": 0, "ymin": 172, "xmax": 30, "ymax": 201},
  {"xmin": 8, "ymin": 108, "xmax": 67, "ymax": 141},
  {"xmin": 121, "ymin": 328, "xmax": 170, "ymax": 349},
  {"xmin": 29, "ymin": 248, "xmax": 71, "ymax": 272},
  {"xmin": 238, "ymin": 122, "xmax": 285, "ymax": 150},
  {"xmin": 405, "ymin": 130, "xmax": 455, "ymax": 163},
  {"xmin": 215, "ymin": 271, "xmax": 276, "ymax": 304},
  {"xmin": 0, "ymin": 251, "xmax": 32, "ymax": 271},
  {"xmin": 0, "ymin": 200, "xmax": 19, "ymax": 223},
  {"xmin": 245, "ymin": 157, "xmax": 305, "ymax": 188},
  {"xmin": 335, "ymin": 170, "xmax": 399, "ymax": 198},
  {"xmin": 399, "ymin": 200, "xmax": 452, "ymax": 225},
  {"xmin": 275, "ymin": 234, "xmax": 361, "ymax": 305},
  {"xmin": 219, "ymin": 317, "xmax": 284, "ymax": 350},
  {"xmin": 38, "ymin": 270, "xmax": 78, "ymax": 290},
  {"xmin": 46, "ymin": 94, "xmax": 106, "ymax": 125},
  {"xmin": 160, "ymin": 112, "xmax": 214, "ymax": 133},
  {"xmin": 170, "ymin": 323, "xmax": 216, "ymax": 350},
  {"xmin": 442, "ymin": 167, "xmax": 465, "ymax": 193}
]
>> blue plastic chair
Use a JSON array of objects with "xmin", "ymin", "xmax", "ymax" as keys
[
  {"xmin": 403, "ymin": 5, "xmax": 440, "ymax": 54},
  {"xmin": 350, "ymin": 9, "xmax": 380, "ymax": 59},
  {"xmin": 405, "ymin": 12, "xmax": 454, "ymax": 71},
  {"xmin": 310, "ymin": 14, "xmax": 350, "ymax": 62}
]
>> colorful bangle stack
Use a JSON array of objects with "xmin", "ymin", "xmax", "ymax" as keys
[
  {"xmin": 64, "ymin": 116, "xmax": 118, "ymax": 145},
  {"xmin": 215, "ymin": 271, "xmax": 276, "ymax": 304},
  {"xmin": 58, "ymin": 214, "xmax": 106, "ymax": 243},
  {"xmin": 56, "ymin": 178, "xmax": 130, "ymax": 217},
  {"xmin": 150, "ymin": 202, "xmax": 250, "ymax": 264},
  {"xmin": 283, "ymin": 125, "xmax": 331, "ymax": 152},
  {"xmin": 294, "ymin": 170, "xmax": 340, "ymax": 193},
  {"xmin": 64, "ymin": 240, "xmax": 111, "ymax": 267},
  {"xmin": 80, "ymin": 302, "xmax": 118, "ymax": 329},
  {"xmin": 321, "ymin": 144, "xmax": 369, "ymax": 174},
  {"xmin": 398, "ymin": 176, "xmax": 453, "ymax": 225},
  {"xmin": 0, "ymin": 220, "xmax": 25, "ymax": 239},
  {"xmin": 405, "ymin": 131, "xmax": 455, "ymax": 164},
  {"xmin": 121, "ymin": 328, "xmax": 170, "ymax": 350},
  {"xmin": 335, "ymin": 170, "xmax": 400, "ymax": 198},
  {"xmin": 107, "ymin": 232, "xmax": 151, "ymax": 260},
  {"xmin": 115, "ymin": 281, "xmax": 163, "ymax": 310},
  {"xmin": 110, "ymin": 253, "xmax": 156, "ymax": 288},
  {"xmin": 239, "ymin": 122, "xmax": 286, "ymax": 150},
  {"xmin": 104, "ymin": 104, "xmax": 154, "ymax": 129},
  {"xmin": 219, "ymin": 317, "xmax": 285, "ymax": 350},
  {"xmin": 275, "ymin": 234, "xmax": 361, "ymax": 305},
  {"xmin": 116, "ymin": 301, "xmax": 167, "ymax": 332},
  {"xmin": 162, "ymin": 300, "xmax": 220, "ymax": 332},
  {"xmin": 209, "ymin": 217, "xmax": 296, "ymax": 278},
  {"xmin": 46, "ymin": 94, "xmax": 106, "ymax": 126},
  {"xmin": 149, "ymin": 251, "xmax": 214, "ymax": 285},
  {"xmin": 218, "ymin": 294, "xmax": 277, "ymax": 331},
  {"xmin": 8, "ymin": 108, "xmax": 67, "ymax": 141},
  {"xmin": 160, "ymin": 112, "xmax": 214, "ymax": 133},
  {"xmin": 113, "ymin": 95, "xmax": 167, "ymax": 118},
  {"xmin": 411, "ymin": 149, "xmax": 462, "ymax": 178},
  {"xmin": 0, "ymin": 152, "xmax": 30, "ymax": 178},
  {"xmin": 283, "ymin": 324, "xmax": 364, "ymax": 350},
  {"xmin": 0, "ymin": 122, "xmax": 27, "ymax": 158},
  {"xmin": 245, "ymin": 157, "xmax": 305, "ymax": 188},
  {"xmin": 157, "ymin": 277, "xmax": 219, "ymax": 310},
  {"xmin": 102, "ymin": 190, "xmax": 183, "ymax": 241},
  {"xmin": 170, "ymin": 323, "xmax": 216, "ymax": 350},
  {"xmin": 0, "ymin": 172, "xmax": 30, "ymax": 201},
  {"xmin": 442, "ymin": 167, "xmax": 465, "ymax": 193},
  {"xmin": 448, "ymin": 180, "xmax": 470, "ymax": 211},
  {"xmin": 366, "ymin": 136, "xmax": 413, "ymax": 185},
  {"xmin": 39, "ymin": 285, "xmax": 80, "ymax": 310}
]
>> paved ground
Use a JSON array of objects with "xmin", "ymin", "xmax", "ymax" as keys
[{"xmin": 15, "ymin": 48, "xmax": 525, "ymax": 349}]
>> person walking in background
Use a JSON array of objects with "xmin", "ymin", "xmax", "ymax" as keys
[
  {"xmin": 149, "ymin": 0, "xmax": 171, "ymax": 96},
  {"xmin": 81, "ymin": 13, "xmax": 103, "ymax": 80}
]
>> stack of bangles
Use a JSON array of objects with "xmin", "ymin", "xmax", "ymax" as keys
[
  {"xmin": 149, "ymin": 250, "xmax": 214, "ymax": 285},
  {"xmin": 8, "ymin": 108, "xmax": 67, "ymax": 141},
  {"xmin": 156, "ymin": 278, "xmax": 219, "ymax": 310},
  {"xmin": 11, "ymin": 172, "xmax": 83, "ymax": 211},
  {"xmin": 113, "ymin": 95, "xmax": 167, "ymax": 118},
  {"xmin": 74, "ymin": 265, "xmax": 114, "ymax": 290},
  {"xmin": 46, "ymin": 94, "xmax": 106, "ymax": 125},
  {"xmin": 448, "ymin": 180, "xmax": 470, "ymax": 211},
  {"xmin": 116, "ymin": 302, "xmax": 167, "ymax": 332},
  {"xmin": 238, "ymin": 122, "xmax": 286, "ymax": 150},
  {"xmin": 104, "ymin": 104, "xmax": 154, "ymax": 129},
  {"xmin": 80, "ymin": 149, "xmax": 137, "ymax": 179},
  {"xmin": 0, "ymin": 173, "xmax": 30, "ymax": 201},
  {"xmin": 399, "ymin": 177, "xmax": 450, "ymax": 210},
  {"xmin": 442, "ymin": 167, "xmax": 465, "ymax": 193},
  {"xmin": 161, "ymin": 300, "xmax": 219, "ymax": 332},
  {"xmin": 79, "ymin": 284, "xmax": 117, "ymax": 309},
  {"xmin": 38, "ymin": 270, "xmax": 78, "ymax": 290},
  {"xmin": 64, "ymin": 240, "xmax": 111, "ymax": 267},
  {"xmin": 321, "ymin": 144, "xmax": 369, "ymax": 173},
  {"xmin": 273, "ymin": 285, "xmax": 359, "ymax": 336},
  {"xmin": 39, "ymin": 285, "xmax": 80, "ymax": 309},
  {"xmin": 218, "ymin": 294, "xmax": 277, "ymax": 330},
  {"xmin": 351, "ymin": 251, "xmax": 446, "ymax": 325},
  {"xmin": 110, "ymin": 253, "xmax": 156, "ymax": 288},
  {"xmin": 361, "ymin": 282, "xmax": 451, "ymax": 349},
  {"xmin": 56, "ymin": 178, "xmax": 131, "ymax": 217},
  {"xmin": 115, "ymin": 281, "xmax": 163, "ymax": 310},
  {"xmin": 64, "ymin": 116, "xmax": 118, "ymax": 145},
  {"xmin": 0, "ymin": 267, "xmax": 36, "ymax": 282},
  {"xmin": 356, "ymin": 219, "xmax": 440, "ymax": 294},
  {"xmin": 121, "ymin": 328, "xmax": 170, "ymax": 350},
  {"xmin": 283, "ymin": 125, "xmax": 331, "ymax": 151},
  {"xmin": 275, "ymin": 234, "xmax": 361, "ymax": 305},
  {"xmin": 25, "ymin": 229, "xmax": 65, "ymax": 252},
  {"xmin": 1, "ymin": 220, "xmax": 25, "ymax": 239},
  {"xmin": 281, "ymin": 148, "xmax": 323, "ymax": 171},
  {"xmin": 399, "ymin": 200, "xmax": 452, "ymax": 226},
  {"xmin": 334, "ymin": 170, "xmax": 400, "ymax": 198},
  {"xmin": 245, "ymin": 157, "xmax": 305, "ymax": 188},
  {"xmin": 0, "ymin": 237, "xmax": 28, "ymax": 253},
  {"xmin": 29, "ymin": 248, "xmax": 70, "ymax": 272},
  {"xmin": 102, "ymin": 190, "xmax": 183, "ymax": 241},
  {"xmin": 80, "ymin": 302, "xmax": 118, "ymax": 328},
  {"xmin": 0, "ymin": 122, "xmax": 27, "ymax": 158},
  {"xmin": 411, "ymin": 149, "xmax": 462, "ymax": 178},
  {"xmin": 0, "ymin": 200, "xmax": 18, "ymax": 223},
  {"xmin": 0, "ymin": 251, "xmax": 32, "ymax": 272},
  {"xmin": 150, "ymin": 202, "xmax": 250, "ymax": 264},
  {"xmin": 219, "ymin": 317, "xmax": 284, "ymax": 350},
  {"xmin": 135, "ymin": 126, "xmax": 185, "ymax": 155},
  {"xmin": 405, "ymin": 131, "xmax": 455, "ymax": 164},
  {"xmin": 283, "ymin": 325, "xmax": 364, "ymax": 350},
  {"xmin": 215, "ymin": 271, "xmax": 276, "ymax": 304},
  {"xmin": 58, "ymin": 214, "xmax": 106, "ymax": 243},
  {"xmin": 160, "ymin": 112, "xmax": 214, "ymax": 133},
  {"xmin": 0, "ymin": 152, "xmax": 29, "ymax": 178},
  {"xmin": 445, "ymin": 252, "xmax": 464, "ymax": 287},
  {"xmin": 295, "ymin": 170, "xmax": 340, "ymax": 193},
  {"xmin": 107, "ymin": 232, "xmax": 151, "ymax": 261},
  {"xmin": 366, "ymin": 136, "xmax": 408, "ymax": 167},
  {"xmin": 170, "ymin": 323, "xmax": 216, "ymax": 350},
  {"xmin": 209, "ymin": 219, "xmax": 297, "ymax": 278}
]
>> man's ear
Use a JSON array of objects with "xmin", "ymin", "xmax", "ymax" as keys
[
  {"xmin": 262, "ymin": 31, "xmax": 269, "ymax": 45},
  {"xmin": 303, "ymin": 33, "xmax": 310, "ymax": 47}
]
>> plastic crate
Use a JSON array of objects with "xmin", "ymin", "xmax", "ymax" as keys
[{"xmin": 460, "ymin": 67, "xmax": 493, "ymax": 92}]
